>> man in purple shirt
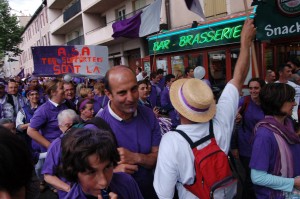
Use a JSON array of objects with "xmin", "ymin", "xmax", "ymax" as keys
[
  {"xmin": 160, "ymin": 74, "xmax": 179, "ymax": 128},
  {"xmin": 97, "ymin": 65, "xmax": 161, "ymax": 199}
]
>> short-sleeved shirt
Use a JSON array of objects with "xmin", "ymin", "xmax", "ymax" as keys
[
  {"xmin": 154, "ymin": 83, "xmax": 239, "ymax": 199},
  {"xmin": 42, "ymin": 134, "xmax": 69, "ymax": 199},
  {"xmin": 64, "ymin": 172, "xmax": 144, "ymax": 199},
  {"xmin": 250, "ymin": 127, "xmax": 300, "ymax": 199},
  {"xmin": 237, "ymin": 96, "xmax": 264, "ymax": 157},
  {"xmin": 97, "ymin": 104, "xmax": 161, "ymax": 199},
  {"xmin": 160, "ymin": 86, "xmax": 179, "ymax": 128},
  {"xmin": 30, "ymin": 100, "xmax": 68, "ymax": 152}
]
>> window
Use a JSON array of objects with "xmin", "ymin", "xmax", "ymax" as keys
[
  {"xmin": 99, "ymin": 15, "xmax": 107, "ymax": 27},
  {"xmin": 188, "ymin": 53, "xmax": 204, "ymax": 69},
  {"xmin": 171, "ymin": 56, "xmax": 184, "ymax": 78},
  {"xmin": 208, "ymin": 51, "xmax": 226, "ymax": 87},
  {"xmin": 116, "ymin": 7, "xmax": 126, "ymax": 21},
  {"xmin": 204, "ymin": 0, "xmax": 227, "ymax": 19},
  {"xmin": 133, "ymin": 0, "xmax": 146, "ymax": 11}
]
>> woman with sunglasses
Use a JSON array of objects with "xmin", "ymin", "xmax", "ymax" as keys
[
  {"xmin": 16, "ymin": 86, "xmax": 41, "ymax": 159},
  {"xmin": 250, "ymin": 83, "xmax": 300, "ymax": 198}
]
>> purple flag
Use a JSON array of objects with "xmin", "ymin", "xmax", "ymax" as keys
[
  {"xmin": 185, "ymin": 0, "xmax": 206, "ymax": 20},
  {"xmin": 112, "ymin": 0, "xmax": 162, "ymax": 38},
  {"xmin": 112, "ymin": 12, "xmax": 142, "ymax": 38}
]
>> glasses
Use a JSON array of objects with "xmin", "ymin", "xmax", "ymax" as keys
[
  {"xmin": 60, "ymin": 123, "xmax": 73, "ymax": 128},
  {"xmin": 287, "ymin": 98, "xmax": 295, "ymax": 102},
  {"xmin": 29, "ymin": 92, "xmax": 39, "ymax": 96}
]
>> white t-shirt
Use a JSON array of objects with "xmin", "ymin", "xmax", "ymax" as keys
[
  {"xmin": 136, "ymin": 72, "xmax": 143, "ymax": 81},
  {"xmin": 153, "ymin": 83, "xmax": 239, "ymax": 199}
]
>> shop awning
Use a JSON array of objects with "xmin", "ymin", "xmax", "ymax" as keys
[{"xmin": 147, "ymin": 13, "xmax": 254, "ymax": 55}]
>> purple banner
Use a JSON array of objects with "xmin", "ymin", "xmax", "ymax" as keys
[{"xmin": 32, "ymin": 45, "xmax": 109, "ymax": 78}]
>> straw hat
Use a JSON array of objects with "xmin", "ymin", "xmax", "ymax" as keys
[{"xmin": 170, "ymin": 78, "xmax": 216, "ymax": 123}]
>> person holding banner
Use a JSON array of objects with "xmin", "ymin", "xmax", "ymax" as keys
[{"xmin": 27, "ymin": 79, "xmax": 68, "ymax": 190}]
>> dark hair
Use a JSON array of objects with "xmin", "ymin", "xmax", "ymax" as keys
[
  {"xmin": 45, "ymin": 79, "xmax": 62, "ymax": 97},
  {"xmin": 287, "ymin": 57, "xmax": 300, "ymax": 67},
  {"xmin": 61, "ymin": 128, "xmax": 119, "ymax": 182},
  {"xmin": 25, "ymin": 85, "xmax": 39, "ymax": 97},
  {"xmin": 278, "ymin": 63, "xmax": 292, "ymax": 73},
  {"xmin": 259, "ymin": 83, "xmax": 295, "ymax": 116},
  {"xmin": 165, "ymin": 74, "xmax": 175, "ymax": 84},
  {"xmin": 150, "ymin": 72, "xmax": 158, "ymax": 80},
  {"xmin": 77, "ymin": 98, "xmax": 94, "ymax": 113},
  {"xmin": 137, "ymin": 79, "xmax": 150, "ymax": 87},
  {"xmin": 137, "ymin": 67, "xmax": 142, "ymax": 73},
  {"xmin": 0, "ymin": 126, "xmax": 33, "ymax": 195},
  {"xmin": 184, "ymin": 67, "xmax": 193, "ymax": 75},
  {"xmin": 156, "ymin": 69, "xmax": 164, "ymax": 75},
  {"xmin": 247, "ymin": 77, "xmax": 266, "ymax": 88}
]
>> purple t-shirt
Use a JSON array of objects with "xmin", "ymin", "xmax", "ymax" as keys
[
  {"xmin": 160, "ymin": 87, "xmax": 179, "ymax": 128},
  {"xmin": 64, "ymin": 172, "xmax": 144, "ymax": 199},
  {"xmin": 94, "ymin": 95, "xmax": 109, "ymax": 108},
  {"xmin": 97, "ymin": 105, "xmax": 161, "ymax": 199},
  {"xmin": 238, "ymin": 96, "xmax": 264, "ymax": 157},
  {"xmin": 250, "ymin": 127, "xmax": 300, "ymax": 198},
  {"xmin": 42, "ymin": 134, "xmax": 70, "ymax": 199},
  {"xmin": 30, "ymin": 100, "xmax": 68, "ymax": 152}
]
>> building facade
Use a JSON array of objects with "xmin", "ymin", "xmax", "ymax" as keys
[
  {"xmin": 18, "ymin": 0, "xmax": 50, "ymax": 77},
  {"xmin": 14, "ymin": 0, "xmax": 299, "ymax": 81}
]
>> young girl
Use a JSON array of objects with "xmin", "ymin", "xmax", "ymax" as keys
[
  {"xmin": 61, "ymin": 128, "xmax": 143, "ymax": 199},
  {"xmin": 77, "ymin": 98, "xmax": 94, "ymax": 121}
]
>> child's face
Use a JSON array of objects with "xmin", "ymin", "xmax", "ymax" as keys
[
  {"xmin": 81, "ymin": 104, "xmax": 94, "ymax": 119},
  {"xmin": 78, "ymin": 153, "xmax": 113, "ymax": 197},
  {"xmin": 87, "ymin": 91, "xmax": 94, "ymax": 99}
]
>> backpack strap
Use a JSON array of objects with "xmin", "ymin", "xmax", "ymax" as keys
[
  {"xmin": 175, "ymin": 120, "xmax": 214, "ymax": 149},
  {"xmin": 239, "ymin": 95, "xmax": 250, "ymax": 116}
]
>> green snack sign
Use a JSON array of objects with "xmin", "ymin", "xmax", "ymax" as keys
[
  {"xmin": 255, "ymin": 0, "xmax": 300, "ymax": 40},
  {"xmin": 148, "ymin": 19, "xmax": 246, "ymax": 55}
]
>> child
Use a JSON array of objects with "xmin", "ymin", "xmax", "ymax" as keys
[
  {"xmin": 61, "ymin": 128, "xmax": 144, "ymax": 199},
  {"xmin": 77, "ymin": 98, "xmax": 94, "ymax": 121}
]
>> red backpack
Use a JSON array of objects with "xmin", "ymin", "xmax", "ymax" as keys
[{"xmin": 175, "ymin": 121, "xmax": 237, "ymax": 199}]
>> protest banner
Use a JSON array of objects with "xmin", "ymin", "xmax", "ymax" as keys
[{"xmin": 32, "ymin": 45, "xmax": 109, "ymax": 78}]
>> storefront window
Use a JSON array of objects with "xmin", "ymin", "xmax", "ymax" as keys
[
  {"xmin": 156, "ymin": 57, "xmax": 168, "ymax": 75},
  {"xmin": 144, "ymin": 61, "xmax": 150, "ymax": 77},
  {"xmin": 171, "ymin": 55, "xmax": 184, "ymax": 78},
  {"xmin": 230, "ymin": 48, "xmax": 251, "ymax": 85},
  {"xmin": 287, "ymin": 43, "xmax": 300, "ymax": 60},
  {"xmin": 188, "ymin": 53, "xmax": 203, "ymax": 68},
  {"xmin": 277, "ymin": 45, "xmax": 286, "ymax": 67},
  {"xmin": 208, "ymin": 51, "xmax": 226, "ymax": 88},
  {"xmin": 265, "ymin": 46, "xmax": 274, "ymax": 70}
]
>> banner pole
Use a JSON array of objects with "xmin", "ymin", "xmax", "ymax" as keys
[{"xmin": 243, "ymin": 0, "xmax": 259, "ymax": 78}]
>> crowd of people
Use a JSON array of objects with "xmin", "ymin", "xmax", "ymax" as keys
[{"xmin": 0, "ymin": 19, "xmax": 300, "ymax": 199}]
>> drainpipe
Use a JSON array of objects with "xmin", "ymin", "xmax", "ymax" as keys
[{"xmin": 165, "ymin": 0, "xmax": 171, "ymax": 30}]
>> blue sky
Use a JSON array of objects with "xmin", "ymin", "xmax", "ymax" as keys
[{"xmin": 8, "ymin": 0, "xmax": 42, "ymax": 16}]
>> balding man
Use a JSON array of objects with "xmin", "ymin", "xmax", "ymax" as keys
[
  {"xmin": 96, "ymin": 66, "xmax": 161, "ymax": 199},
  {"xmin": 265, "ymin": 69, "xmax": 276, "ymax": 84}
]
